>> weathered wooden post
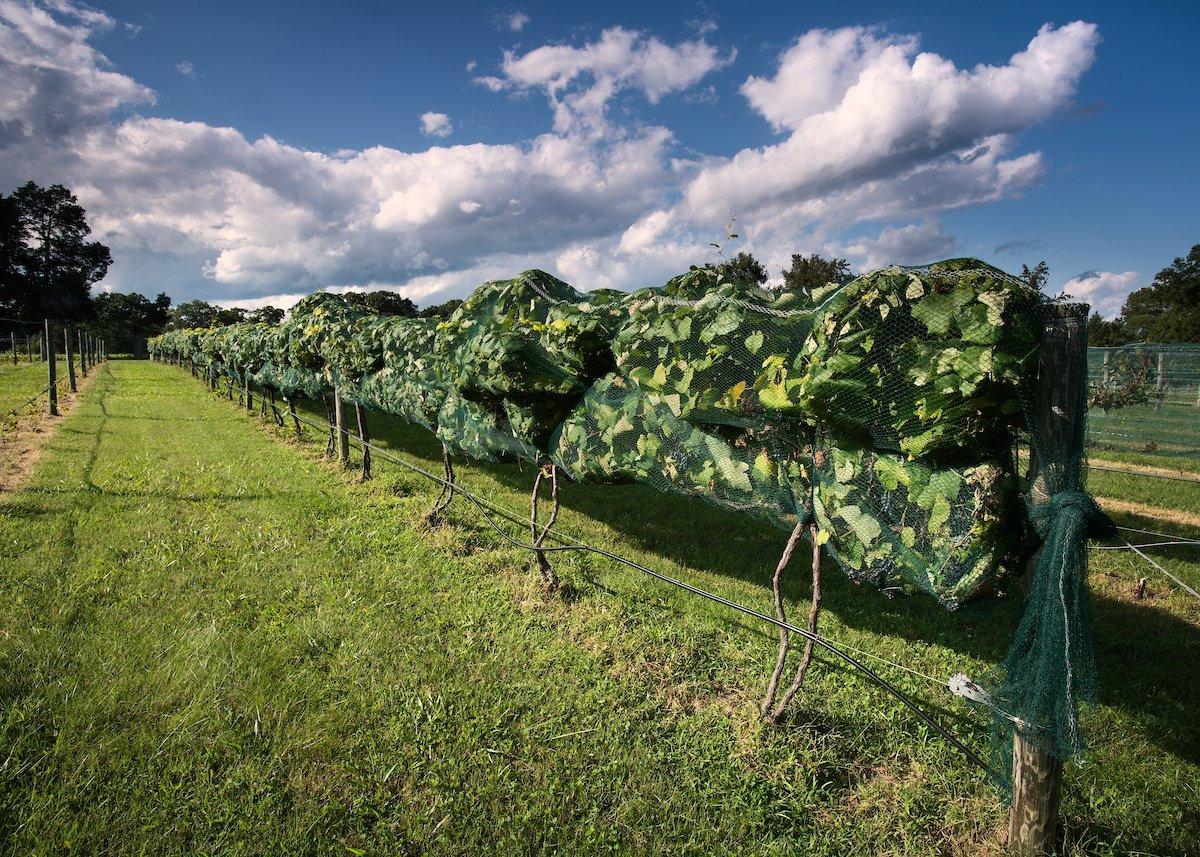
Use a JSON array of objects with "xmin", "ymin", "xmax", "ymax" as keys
[
  {"xmin": 1010, "ymin": 303, "xmax": 1089, "ymax": 856},
  {"xmin": 78, "ymin": 329, "xmax": 88, "ymax": 376},
  {"xmin": 354, "ymin": 402, "xmax": 371, "ymax": 480},
  {"xmin": 1101, "ymin": 351, "xmax": 1109, "ymax": 385},
  {"xmin": 334, "ymin": 393, "xmax": 349, "ymax": 465},
  {"xmin": 64, "ymin": 327, "xmax": 76, "ymax": 393},
  {"xmin": 9, "ymin": 332, "xmax": 14, "ymax": 365},
  {"xmin": 25, "ymin": 334, "xmax": 31, "ymax": 362},
  {"xmin": 245, "ymin": 375, "xmax": 253, "ymax": 411},
  {"xmin": 45, "ymin": 320, "xmax": 58, "ymax": 417}
]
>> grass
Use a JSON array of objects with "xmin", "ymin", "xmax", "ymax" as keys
[
  {"xmin": 0, "ymin": 361, "xmax": 1197, "ymax": 855},
  {"xmin": 0, "ymin": 361, "xmax": 70, "ymax": 421}
]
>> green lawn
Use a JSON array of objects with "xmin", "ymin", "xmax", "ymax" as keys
[
  {"xmin": 0, "ymin": 361, "xmax": 70, "ymax": 422},
  {"xmin": 1, "ymin": 361, "xmax": 1197, "ymax": 855}
]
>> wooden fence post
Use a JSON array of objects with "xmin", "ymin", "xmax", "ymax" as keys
[
  {"xmin": 78, "ymin": 329, "xmax": 87, "ymax": 376},
  {"xmin": 334, "ymin": 393, "xmax": 349, "ymax": 465},
  {"xmin": 1154, "ymin": 352, "xmax": 1165, "ymax": 410},
  {"xmin": 65, "ymin": 327, "xmax": 76, "ymax": 393},
  {"xmin": 45, "ymin": 320, "xmax": 58, "ymax": 417},
  {"xmin": 1010, "ymin": 303, "xmax": 1089, "ymax": 855},
  {"xmin": 9, "ymin": 332, "xmax": 14, "ymax": 365}
]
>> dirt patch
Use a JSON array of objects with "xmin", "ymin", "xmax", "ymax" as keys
[
  {"xmin": 1090, "ymin": 457, "xmax": 1200, "ymax": 481},
  {"xmin": 1095, "ymin": 496, "xmax": 1200, "ymax": 531},
  {"xmin": 0, "ymin": 363, "xmax": 103, "ymax": 493}
]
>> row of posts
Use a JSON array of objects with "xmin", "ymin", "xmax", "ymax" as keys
[
  {"xmin": 4, "ymin": 323, "xmax": 106, "ymax": 417},
  {"xmin": 1100, "ymin": 350, "xmax": 1200, "ymax": 407}
]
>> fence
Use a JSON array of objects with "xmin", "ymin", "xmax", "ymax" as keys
[{"xmin": 1086, "ymin": 343, "xmax": 1200, "ymax": 459}]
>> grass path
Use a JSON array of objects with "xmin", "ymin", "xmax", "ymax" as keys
[{"xmin": 1, "ymin": 362, "xmax": 1197, "ymax": 855}]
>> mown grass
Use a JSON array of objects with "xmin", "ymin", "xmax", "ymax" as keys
[
  {"xmin": 0, "ymin": 361, "xmax": 69, "ymax": 419},
  {"xmin": 0, "ymin": 361, "xmax": 1196, "ymax": 855}
]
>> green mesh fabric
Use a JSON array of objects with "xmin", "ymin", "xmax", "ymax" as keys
[
  {"xmin": 149, "ymin": 259, "xmax": 1110, "ymax": 796},
  {"xmin": 1086, "ymin": 342, "xmax": 1200, "ymax": 457}
]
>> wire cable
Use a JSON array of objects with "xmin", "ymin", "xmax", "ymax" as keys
[{"xmin": 277, "ymin": 398, "xmax": 1001, "ymax": 775}]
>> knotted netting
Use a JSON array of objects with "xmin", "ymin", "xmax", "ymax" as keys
[{"xmin": 149, "ymin": 257, "xmax": 1110, "ymax": 794}]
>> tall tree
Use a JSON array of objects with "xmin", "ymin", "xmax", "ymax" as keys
[
  {"xmin": 1119, "ymin": 244, "xmax": 1200, "ymax": 342},
  {"xmin": 92, "ymin": 291, "xmax": 173, "ymax": 352},
  {"xmin": 0, "ymin": 193, "xmax": 27, "ymax": 317},
  {"xmin": 9, "ymin": 182, "xmax": 111, "ymax": 321},
  {"xmin": 248, "ymin": 306, "xmax": 285, "ymax": 325},
  {"xmin": 170, "ymin": 299, "xmax": 221, "ymax": 329},
  {"xmin": 344, "ymin": 290, "xmax": 419, "ymax": 317},
  {"xmin": 1087, "ymin": 312, "xmax": 1127, "ymax": 347},
  {"xmin": 708, "ymin": 251, "xmax": 769, "ymax": 287},
  {"xmin": 780, "ymin": 253, "xmax": 852, "ymax": 296},
  {"xmin": 419, "ymin": 298, "xmax": 463, "ymax": 319}
]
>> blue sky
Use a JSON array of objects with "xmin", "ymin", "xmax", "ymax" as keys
[{"xmin": 1, "ymin": 0, "xmax": 1197, "ymax": 314}]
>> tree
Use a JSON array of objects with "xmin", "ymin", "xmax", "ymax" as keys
[
  {"xmin": 248, "ymin": 306, "xmax": 285, "ymax": 325},
  {"xmin": 359, "ymin": 290, "xmax": 418, "ymax": 317},
  {"xmin": 1019, "ymin": 261, "xmax": 1050, "ymax": 292},
  {"xmin": 1088, "ymin": 312, "xmax": 1127, "ymax": 347},
  {"xmin": 8, "ymin": 182, "xmax": 111, "ymax": 321},
  {"xmin": 0, "ymin": 194, "xmax": 27, "ymax": 317},
  {"xmin": 92, "ymin": 291, "xmax": 172, "ymax": 352},
  {"xmin": 170, "ymin": 299, "xmax": 221, "ymax": 329},
  {"xmin": 215, "ymin": 307, "xmax": 247, "ymax": 326},
  {"xmin": 780, "ymin": 253, "xmax": 852, "ymax": 295},
  {"xmin": 419, "ymin": 298, "xmax": 463, "ymax": 319},
  {"xmin": 707, "ymin": 251, "xmax": 769, "ymax": 287},
  {"xmin": 1118, "ymin": 244, "xmax": 1200, "ymax": 342}
]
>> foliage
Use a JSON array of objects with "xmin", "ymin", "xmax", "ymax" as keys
[
  {"xmin": 1088, "ymin": 312, "xmax": 1127, "ymax": 346},
  {"xmin": 419, "ymin": 298, "xmax": 463, "ymax": 318},
  {"xmin": 0, "ymin": 182, "xmax": 111, "ymax": 322},
  {"xmin": 248, "ymin": 306, "xmax": 285, "ymax": 325},
  {"xmin": 345, "ymin": 290, "xmax": 419, "ymax": 317},
  {"xmin": 780, "ymin": 252, "xmax": 852, "ymax": 297},
  {"xmin": 708, "ymin": 251, "xmax": 769, "ymax": 287},
  {"xmin": 91, "ymin": 291, "xmax": 172, "ymax": 353},
  {"xmin": 1019, "ymin": 260, "xmax": 1050, "ymax": 292},
  {"xmin": 1120, "ymin": 243, "xmax": 1200, "ymax": 342}
]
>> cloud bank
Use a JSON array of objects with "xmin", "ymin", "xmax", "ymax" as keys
[{"xmin": 0, "ymin": 1, "xmax": 1104, "ymax": 311}]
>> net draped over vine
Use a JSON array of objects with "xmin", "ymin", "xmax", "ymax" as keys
[{"xmin": 150, "ymin": 257, "xmax": 1106, "ymax": 791}]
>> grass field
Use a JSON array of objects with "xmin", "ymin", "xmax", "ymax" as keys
[
  {"xmin": 0, "ymin": 361, "xmax": 70, "ymax": 422},
  {"xmin": 1, "ymin": 361, "xmax": 1197, "ymax": 855}
]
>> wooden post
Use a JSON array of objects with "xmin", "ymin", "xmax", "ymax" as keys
[
  {"xmin": 64, "ymin": 327, "xmax": 76, "ymax": 393},
  {"xmin": 245, "ymin": 375, "xmax": 253, "ymax": 411},
  {"xmin": 45, "ymin": 320, "xmax": 58, "ymax": 416},
  {"xmin": 9, "ymin": 332, "xmax": 14, "ymax": 365},
  {"xmin": 25, "ymin": 334, "xmax": 31, "ymax": 362},
  {"xmin": 1010, "ymin": 303, "xmax": 1089, "ymax": 856},
  {"xmin": 1101, "ymin": 352, "xmax": 1109, "ymax": 385},
  {"xmin": 334, "ymin": 393, "xmax": 349, "ymax": 465},
  {"xmin": 355, "ymin": 402, "xmax": 371, "ymax": 480}
]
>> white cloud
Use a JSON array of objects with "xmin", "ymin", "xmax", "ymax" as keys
[
  {"xmin": 507, "ymin": 11, "xmax": 529, "ymax": 32},
  {"xmin": 492, "ymin": 26, "xmax": 734, "ymax": 134},
  {"xmin": 833, "ymin": 220, "xmax": 958, "ymax": 271},
  {"xmin": 419, "ymin": 111, "xmax": 452, "ymax": 137},
  {"xmin": 175, "ymin": 60, "xmax": 195, "ymax": 78},
  {"xmin": 0, "ymin": 4, "xmax": 1105, "ymax": 309},
  {"xmin": 465, "ymin": 59, "xmax": 476, "ymax": 72},
  {"xmin": 1062, "ymin": 270, "xmax": 1139, "ymax": 318}
]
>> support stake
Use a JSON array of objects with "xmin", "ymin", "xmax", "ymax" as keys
[
  {"xmin": 531, "ymin": 462, "xmax": 561, "ymax": 592},
  {"xmin": 355, "ymin": 402, "xmax": 371, "ymax": 480}
]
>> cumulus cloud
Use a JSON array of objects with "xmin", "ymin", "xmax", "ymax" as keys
[
  {"xmin": 419, "ymin": 111, "xmax": 453, "ymax": 137},
  {"xmin": 834, "ymin": 220, "xmax": 958, "ymax": 271},
  {"xmin": 1062, "ymin": 269, "xmax": 1139, "ymax": 318},
  {"xmin": 489, "ymin": 26, "xmax": 734, "ymax": 134},
  {"xmin": 0, "ymin": 3, "xmax": 1103, "ymax": 308}
]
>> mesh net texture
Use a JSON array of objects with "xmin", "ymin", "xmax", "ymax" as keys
[{"xmin": 149, "ymin": 258, "xmax": 1109, "ymax": 794}]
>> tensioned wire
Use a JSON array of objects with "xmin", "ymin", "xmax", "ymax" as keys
[{"xmin": 236, "ymin": 382, "xmax": 1028, "ymax": 776}]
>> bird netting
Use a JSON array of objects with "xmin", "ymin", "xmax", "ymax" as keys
[
  {"xmin": 1086, "ymin": 342, "xmax": 1200, "ymax": 458},
  {"xmin": 149, "ymin": 257, "xmax": 1107, "ymax": 794}
]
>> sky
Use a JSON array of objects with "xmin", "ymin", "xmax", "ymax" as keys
[{"xmin": 0, "ymin": 0, "xmax": 1197, "ymax": 316}]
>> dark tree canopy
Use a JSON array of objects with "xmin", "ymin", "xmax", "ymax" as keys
[
  {"xmin": 248, "ymin": 306, "xmax": 285, "ymax": 325},
  {"xmin": 93, "ymin": 291, "xmax": 172, "ymax": 353},
  {"xmin": 344, "ymin": 290, "xmax": 419, "ymax": 317},
  {"xmin": 0, "ymin": 182, "xmax": 111, "ymax": 322},
  {"xmin": 1088, "ymin": 312, "xmax": 1127, "ymax": 347},
  {"xmin": 419, "ymin": 298, "xmax": 463, "ymax": 319},
  {"xmin": 170, "ymin": 299, "xmax": 220, "ymax": 329},
  {"xmin": 708, "ymin": 252, "xmax": 769, "ymax": 287},
  {"xmin": 1119, "ymin": 244, "xmax": 1200, "ymax": 343},
  {"xmin": 780, "ymin": 253, "xmax": 852, "ymax": 295}
]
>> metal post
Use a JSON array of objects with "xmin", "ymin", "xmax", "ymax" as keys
[{"xmin": 45, "ymin": 320, "xmax": 58, "ymax": 416}]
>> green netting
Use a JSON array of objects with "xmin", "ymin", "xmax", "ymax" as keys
[
  {"xmin": 149, "ymin": 257, "xmax": 1108, "ymax": 796},
  {"xmin": 1086, "ymin": 342, "xmax": 1200, "ymax": 459}
]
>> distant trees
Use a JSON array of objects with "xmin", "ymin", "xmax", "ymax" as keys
[
  {"xmin": 0, "ymin": 182, "xmax": 112, "ymax": 321},
  {"xmin": 1119, "ymin": 244, "xmax": 1200, "ymax": 342},
  {"xmin": 344, "ymin": 290, "xmax": 418, "ymax": 317},
  {"xmin": 710, "ymin": 252, "xmax": 769, "ymax": 287},
  {"xmin": 780, "ymin": 253, "xmax": 852, "ymax": 295},
  {"xmin": 248, "ymin": 306, "xmax": 285, "ymax": 325},
  {"xmin": 1019, "ymin": 261, "xmax": 1050, "ymax": 292},
  {"xmin": 92, "ymin": 291, "xmax": 172, "ymax": 352},
  {"xmin": 419, "ymin": 298, "xmax": 463, "ymax": 318}
]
